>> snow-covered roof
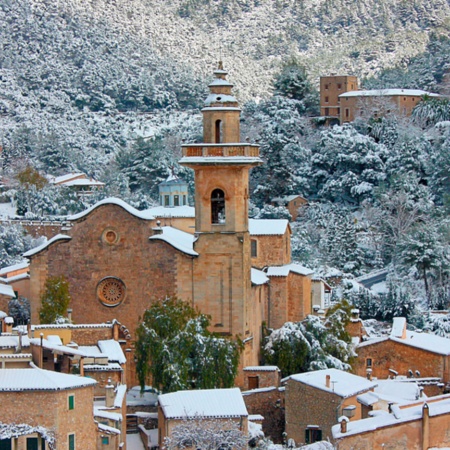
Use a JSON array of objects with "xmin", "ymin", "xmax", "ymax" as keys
[
  {"xmin": 97, "ymin": 423, "xmax": 121, "ymax": 435},
  {"xmin": 159, "ymin": 388, "xmax": 248, "ymax": 419},
  {"xmin": 249, "ymin": 219, "xmax": 289, "ymax": 236},
  {"xmin": 358, "ymin": 321, "xmax": 450, "ymax": 356},
  {"xmin": 98, "ymin": 339, "xmax": 126, "ymax": 364},
  {"xmin": 0, "ymin": 334, "xmax": 30, "ymax": 349},
  {"xmin": 62, "ymin": 178, "xmax": 105, "ymax": 187},
  {"xmin": 33, "ymin": 323, "xmax": 113, "ymax": 330},
  {"xmin": 251, "ymin": 268, "xmax": 269, "ymax": 286},
  {"xmin": 49, "ymin": 173, "xmax": 86, "ymax": 184},
  {"xmin": 0, "ymin": 283, "xmax": 15, "ymax": 298},
  {"xmin": 68, "ymin": 198, "xmax": 154, "ymax": 222},
  {"xmin": 84, "ymin": 363, "xmax": 123, "ymax": 371},
  {"xmin": 77, "ymin": 345, "xmax": 108, "ymax": 358},
  {"xmin": 267, "ymin": 263, "xmax": 314, "ymax": 277},
  {"xmin": 244, "ymin": 366, "xmax": 279, "ymax": 372},
  {"xmin": 29, "ymin": 337, "xmax": 85, "ymax": 356},
  {"xmin": 0, "ymin": 272, "xmax": 30, "ymax": 283},
  {"xmin": 149, "ymin": 226, "xmax": 198, "ymax": 256},
  {"xmin": 391, "ymin": 317, "xmax": 406, "ymax": 338},
  {"xmin": 204, "ymin": 94, "xmax": 238, "ymax": 106},
  {"xmin": 144, "ymin": 205, "xmax": 195, "ymax": 218},
  {"xmin": 0, "ymin": 367, "xmax": 96, "ymax": 391},
  {"xmin": 23, "ymin": 234, "xmax": 71, "ymax": 257},
  {"xmin": 339, "ymin": 89, "xmax": 440, "ymax": 98},
  {"xmin": 179, "ymin": 156, "xmax": 261, "ymax": 165},
  {"xmin": 94, "ymin": 407, "xmax": 123, "ymax": 422},
  {"xmin": 115, "ymin": 384, "xmax": 127, "ymax": 408},
  {"xmin": 271, "ymin": 194, "xmax": 305, "ymax": 203},
  {"xmin": 289, "ymin": 368, "xmax": 377, "ymax": 398},
  {"xmin": 208, "ymin": 78, "xmax": 233, "ymax": 88},
  {"xmin": 0, "ymin": 261, "xmax": 29, "ymax": 276},
  {"xmin": 333, "ymin": 395, "xmax": 450, "ymax": 439}
]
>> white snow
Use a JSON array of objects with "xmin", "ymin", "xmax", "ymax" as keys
[
  {"xmin": 23, "ymin": 234, "xmax": 71, "ymax": 257},
  {"xmin": 0, "ymin": 202, "xmax": 17, "ymax": 219},
  {"xmin": 244, "ymin": 365, "xmax": 279, "ymax": 372},
  {"xmin": 0, "ymin": 284, "xmax": 16, "ymax": 298},
  {"xmin": 391, "ymin": 317, "xmax": 406, "ymax": 338},
  {"xmin": 98, "ymin": 340, "xmax": 127, "ymax": 364},
  {"xmin": 126, "ymin": 433, "xmax": 146, "ymax": 450},
  {"xmin": 0, "ymin": 334, "xmax": 30, "ymax": 349},
  {"xmin": 144, "ymin": 205, "xmax": 195, "ymax": 218},
  {"xmin": 249, "ymin": 219, "xmax": 289, "ymax": 236},
  {"xmin": 0, "ymin": 261, "xmax": 29, "ymax": 276},
  {"xmin": 251, "ymin": 268, "xmax": 269, "ymax": 285},
  {"xmin": 0, "ymin": 367, "xmax": 96, "ymax": 391},
  {"xmin": 289, "ymin": 368, "xmax": 377, "ymax": 398},
  {"xmin": 204, "ymin": 94, "xmax": 238, "ymax": 105},
  {"xmin": 267, "ymin": 263, "xmax": 314, "ymax": 277},
  {"xmin": 29, "ymin": 337, "xmax": 85, "ymax": 357},
  {"xmin": 159, "ymin": 388, "xmax": 248, "ymax": 419},
  {"xmin": 179, "ymin": 156, "xmax": 261, "ymax": 164},
  {"xmin": 94, "ymin": 408, "xmax": 123, "ymax": 422},
  {"xmin": 339, "ymin": 89, "xmax": 440, "ymax": 98},
  {"xmin": 149, "ymin": 226, "xmax": 198, "ymax": 256}
]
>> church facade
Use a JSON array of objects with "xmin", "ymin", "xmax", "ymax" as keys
[{"xmin": 25, "ymin": 65, "xmax": 313, "ymax": 386}]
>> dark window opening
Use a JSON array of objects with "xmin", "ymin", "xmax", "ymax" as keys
[
  {"xmin": 305, "ymin": 429, "xmax": 322, "ymax": 444},
  {"xmin": 174, "ymin": 195, "xmax": 179, "ymax": 206},
  {"xmin": 251, "ymin": 240, "xmax": 258, "ymax": 258},
  {"xmin": 325, "ymin": 96, "xmax": 329, "ymax": 103},
  {"xmin": 215, "ymin": 119, "xmax": 223, "ymax": 144},
  {"xmin": 324, "ymin": 84, "xmax": 329, "ymax": 90},
  {"xmin": 366, "ymin": 358, "xmax": 372, "ymax": 367},
  {"xmin": 69, "ymin": 434, "xmax": 75, "ymax": 450},
  {"xmin": 164, "ymin": 195, "xmax": 170, "ymax": 206},
  {"xmin": 183, "ymin": 195, "xmax": 187, "ymax": 206},
  {"xmin": 324, "ymin": 107, "xmax": 329, "ymax": 116},
  {"xmin": 69, "ymin": 394, "xmax": 74, "ymax": 410},
  {"xmin": 0, "ymin": 439, "xmax": 12, "ymax": 450},
  {"xmin": 211, "ymin": 189, "xmax": 225, "ymax": 224},
  {"xmin": 345, "ymin": 108, "xmax": 349, "ymax": 118},
  {"xmin": 337, "ymin": 83, "xmax": 342, "ymax": 89},
  {"xmin": 248, "ymin": 376, "xmax": 259, "ymax": 390}
]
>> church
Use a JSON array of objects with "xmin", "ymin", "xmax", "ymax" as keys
[{"xmin": 24, "ymin": 64, "xmax": 314, "ymax": 386}]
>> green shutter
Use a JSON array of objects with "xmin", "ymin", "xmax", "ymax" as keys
[
  {"xmin": 69, "ymin": 434, "xmax": 75, "ymax": 450},
  {"xmin": 68, "ymin": 395, "xmax": 74, "ymax": 410}
]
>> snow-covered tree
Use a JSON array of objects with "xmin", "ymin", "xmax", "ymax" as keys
[
  {"xmin": 39, "ymin": 276, "xmax": 71, "ymax": 324},
  {"xmin": 135, "ymin": 297, "xmax": 242, "ymax": 393},
  {"xmin": 163, "ymin": 416, "xmax": 248, "ymax": 450}
]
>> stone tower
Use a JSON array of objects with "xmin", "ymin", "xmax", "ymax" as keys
[{"xmin": 179, "ymin": 63, "xmax": 261, "ymax": 361}]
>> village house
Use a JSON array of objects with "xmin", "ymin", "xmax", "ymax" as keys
[
  {"xmin": 22, "ymin": 64, "xmax": 315, "ymax": 387},
  {"xmin": 0, "ymin": 261, "xmax": 30, "ymax": 302},
  {"xmin": 320, "ymin": 75, "xmax": 358, "ymax": 124},
  {"xmin": 354, "ymin": 317, "xmax": 450, "ymax": 389},
  {"xmin": 48, "ymin": 172, "xmax": 105, "ymax": 195},
  {"xmin": 285, "ymin": 368, "xmax": 377, "ymax": 445},
  {"xmin": 333, "ymin": 394, "xmax": 450, "ymax": 449},
  {"xmin": 0, "ymin": 367, "xmax": 98, "ymax": 449},
  {"xmin": 270, "ymin": 194, "xmax": 307, "ymax": 221},
  {"xmin": 158, "ymin": 387, "xmax": 249, "ymax": 449}
]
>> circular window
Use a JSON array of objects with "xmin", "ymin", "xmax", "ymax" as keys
[
  {"xmin": 97, "ymin": 277, "xmax": 126, "ymax": 307},
  {"xmin": 102, "ymin": 228, "xmax": 119, "ymax": 245}
]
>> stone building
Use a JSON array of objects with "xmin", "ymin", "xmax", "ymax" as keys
[
  {"xmin": 320, "ymin": 75, "xmax": 358, "ymax": 124},
  {"xmin": 0, "ymin": 367, "xmax": 97, "ymax": 449},
  {"xmin": 285, "ymin": 368, "xmax": 377, "ymax": 445},
  {"xmin": 23, "ymin": 64, "xmax": 314, "ymax": 387},
  {"xmin": 354, "ymin": 317, "xmax": 450, "ymax": 387}
]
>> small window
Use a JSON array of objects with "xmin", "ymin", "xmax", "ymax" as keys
[
  {"xmin": 345, "ymin": 108, "xmax": 349, "ymax": 118},
  {"xmin": 0, "ymin": 439, "xmax": 11, "ymax": 450},
  {"xmin": 325, "ymin": 96, "xmax": 329, "ymax": 103},
  {"xmin": 183, "ymin": 195, "xmax": 187, "ymax": 206},
  {"xmin": 174, "ymin": 195, "xmax": 179, "ymax": 206},
  {"xmin": 215, "ymin": 119, "xmax": 223, "ymax": 144},
  {"xmin": 337, "ymin": 107, "xmax": 340, "ymax": 115},
  {"xmin": 211, "ymin": 189, "xmax": 225, "ymax": 224},
  {"xmin": 366, "ymin": 358, "xmax": 372, "ymax": 368},
  {"xmin": 164, "ymin": 195, "xmax": 170, "ymax": 206},
  {"xmin": 337, "ymin": 83, "xmax": 342, "ymax": 89},
  {"xmin": 324, "ymin": 83, "xmax": 329, "ymax": 90},
  {"xmin": 68, "ymin": 394, "xmax": 74, "ymax": 410},
  {"xmin": 324, "ymin": 107, "xmax": 329, "ymax": 116},
  {"xmin": 68, "ymin": 434, "xmax": 75, "ymax": 450},
  {"xmin": 251, "ymin": 240, "xmax": 258, "ymax": 258},
  {"xmin": 305, "ymin": 429, "xmax": 322, "ymax": 444},
  {"xmin": 102, "ymin": 437, "xmax": 109, "ymax": 445},
  {"xmin": 248, "ymin": 376, "xmax": 259, "ymax": 390}
]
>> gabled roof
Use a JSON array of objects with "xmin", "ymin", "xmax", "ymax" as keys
[
  {"xmin": 23, "ymin": 234, "xmax": 71, "ymax": 258},
  {"xmin": 159, "ymin": 388, "xmax": 248, "ymax": 419},
  {"xmin": 149, "ymin": 226, "xmax": 198, "ymax": 256},
  {"xmin": 0, "ymin": 283, "xmax": 15, "ymax": 298},
  {"xmin": 289, "ymin": 368, "xmax": 377, "ymax": 398},
  {"xmin": 249, "ymin": 219, "xmax": 289, "ymax": 236},
  {"xmin": 267, "ymin": 263, "xmax": 314, "ymax": 277},
  {"xmin": 0, "ymin": 367, "xmax": 97, "ymax": 391},
  {"xmin": 98, "ymin": 339, "xmax": 126, "ymax": 364}
]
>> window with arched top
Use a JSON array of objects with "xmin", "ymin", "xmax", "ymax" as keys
[
  {"xmin": 211, "ymin": 189, "xmax": 225, "ymax": 224},
  {"xmin": 215, "ymin": 119, "xmax": 223, "ymax": 144}
]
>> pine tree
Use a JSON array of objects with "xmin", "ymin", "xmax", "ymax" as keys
[{"xmin": 39, "ymin": 276, "xmax": 71, "ymax": 324}]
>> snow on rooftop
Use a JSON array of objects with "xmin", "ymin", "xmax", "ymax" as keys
[
  {"xmin": 144, "ymin": 205, "xmax": 195, "ymax": 218},
  {"xmin": 97, "ymin": 422, "xmax": 121, "ymax": 435},
  {"xmin": 0, "ymin": 334, "xmax": 30, "ymax": 348},
  {"xmin": 267, "ymin": 263, "xmax": 314, "ymax": 277},
  {"xmin": 251, "ymin": 268, "xmax": 269, "ymax": 285},
  {"xmin": 391, "ymin": 317, "xmax": 406, "ymax": 338},
  {"xmin": 68, "ymin": 198, "xmax": 155, "ymax": 222},
  {"xmin": 0, "ymin": 261, "xmax": 29, "ymax": 276},
  {"xmin": 0, "ymin": 368, "xmax": 96, "ymax": 391},
  {"xmin": 289, "ymin": 369, "xmax": 377, "ymax": 398},
  {"xmin": 115, "ymin": 384, "xmax": 127, "ymax": 408},
  {"xmin": 208, "ymin": 78, "xmax": 233, "ymax": 87},
  {"xmin": 159, "ymin": 388, "xmax": 248, "ymax": 419},
  {"xmin": 338, "ymin": 89, "xmax": 440, "ymax": 98},
  {"xmin": 333, "ymin": 395, "xmax": 450, "ymax": 439},
  {"xmin": 62, "ymin": 178, "xmax": 105, "ymax": 187},
  {"xmin": 29, "ymin": 337, "xmax": 85, "ymax": 356},
  {"xmin": 0, "ymin": 202, "xmax": 17, "ymax": 219},
  {"xmin": 98, "ymin": 339, "xmax": 126, "ymax": 364},
  {"xmin": 149, "ymin": 226, "xmax": 198, "ymax": 256},
  {"xmin": 84, "ymin": 363, "xmax": 123, "ymax": 371},
  {"xmin": 23, "ymin": 234, "xmax": 71, "ymax": 258},
  {"xmin": 50, "ymin": 173, "xmax": 86, "ymax": 184},
  {"xmin": 249, "ymin": 219, "xmax": 288, "ymax": 236},
  {"xmin": 0, "ymin": 284, "xmax": 15, "ymax": 298},
  {"xmin": 179, "ymin": 156, "xmax": 261, "ymax": 165},
  {"xmin": 0, "ymin": 272, "xmax": 30, "ymax": 284},
  {"xmin": 77, "ymin": 345, "xmax": 108, "ymax": 358},
  {"xmin": 392, "ymin": 329, "xmax": 450, "ymax": 355},
  {"xmin": 94, "ymin": 407, "xmax": 123, "ymax": 422},
  {"xmin": 244, "ymin": 365, "xmax": 279, "ymax": 372},
  {"xmin": 204, "ymin": 94, "xmax": 238, "ymax": 106}
]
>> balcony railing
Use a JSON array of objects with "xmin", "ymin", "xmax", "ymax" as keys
[{"xmin": 181, "ymin": 144, "xmax": 260, "ymax": 158}]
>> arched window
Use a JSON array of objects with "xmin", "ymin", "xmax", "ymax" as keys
[
  {"xmin": 211, "ymin": 189, "xmax": 225, "ymax": 224},
  {"xmin": 215, "ymin": 119, "xmax": 222, "ymax": 143}
]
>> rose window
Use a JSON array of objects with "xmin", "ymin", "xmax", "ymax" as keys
[{"xmin": 97, "ymin": 277, "xmax": 126, "ymax": 307}]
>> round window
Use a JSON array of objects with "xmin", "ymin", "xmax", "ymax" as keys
[
  {"xmin": 102, "ymin": 228, "xmax": 119, "ymax": 245},
  {"xmin": 97, "ymin": 277, "xmax": 126, "ymax": 307}
]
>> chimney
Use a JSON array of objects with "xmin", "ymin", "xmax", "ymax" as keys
[
  {"xmin": 39, "ymin": 333, "xmax": 44, "ymax": 368},
  {"xmin": 67, "ymin": 308, "xmax": 73, "ymax": 323},
  {"xmin": 4, "ymin": 317, "xmax": 13, "ymax": 333},
  {"xmin": 27, "ymin": 320, "xmax": 31, "ymax": 337},
  {"xmin": 17, "ymin": 331, "xmax": 22, "ymax": 354},
  {"xmin": 152, "ymin": 220, "xmax": 163, "ymax": 235},
  {"xmin": 105, "ymin": 379, "xmax": 115, "ymax": 408},
  {"xmin": 339, "ymin": 417, "xmax": 348, "ymax": 434},
  {"xmin": 113, "ymin": 321, "xmax": 119, "ymax": 341},
  {"xmin": 326, "ymin": 374, "xmax": 331, "ymax": 388}
]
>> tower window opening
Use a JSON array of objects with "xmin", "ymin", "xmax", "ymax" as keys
[
  {"xmin": 215, "ymin": 119, "xmax": 223, "ymax": 144},
  {"xmin": 211, "ymin": 189, "xmax": 226, "ymax": 224},
  {"xmin": 174, "ymin": 195, "xmax": 179, "ymax": 206}
]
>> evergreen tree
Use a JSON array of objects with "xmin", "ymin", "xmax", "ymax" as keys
[
  {"xmin": 39, "ymin": 276, "xmax": 71, "ymax": 324},
  {"xmin": 135, "ymin": 297, "xmax": 242, "ymax": 393}
]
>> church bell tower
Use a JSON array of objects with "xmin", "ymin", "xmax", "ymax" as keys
[{"xmin": 179, "ymin": 63, "xmax": 261, "ymax": 351}]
